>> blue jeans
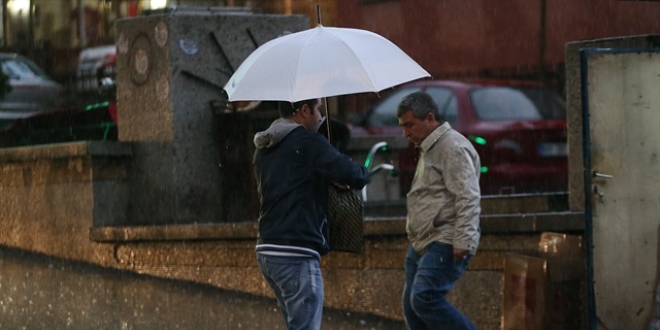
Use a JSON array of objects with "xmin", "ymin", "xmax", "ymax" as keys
[
  {"xmin": 257, "ymin": 254, "xmax": 324, "ymax": 330},
  {"xmin": 403, "ymin": 242, "xmax": 476, "ymax": 330}
]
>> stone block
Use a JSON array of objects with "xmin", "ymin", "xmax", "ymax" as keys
[
  {"xmin": 115, "ymin": 9, "xmax": 309, "ymax": 225},
  {"xmin": 0, "ymin": 142, "xmax": 130, "ymax": 262}
]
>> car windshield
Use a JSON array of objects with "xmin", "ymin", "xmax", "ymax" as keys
[
  {"xmin": 470, "ymin": 87, "xmax": 549, "ymax": 121},
  {"xmin": 1, "ymin": 58, "xmax": 49, "ymax": 80}
]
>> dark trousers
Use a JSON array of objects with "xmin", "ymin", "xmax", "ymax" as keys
[{"xmin": 403, "ymin": 242, "xmax": 476, "ymax": 330}]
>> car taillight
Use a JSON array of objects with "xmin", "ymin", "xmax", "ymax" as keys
[
  {"xmin": 102, "ymin": 53, "xmax": 116, "ymax": 67},
  {"xmin": 108, "ymin": 101, "xmax": 118, "ymax": 124}
]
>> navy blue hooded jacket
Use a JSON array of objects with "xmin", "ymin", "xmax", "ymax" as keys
[{"xmin": 253, "ymin": 118, "xmax": 369, "ymax": 257}]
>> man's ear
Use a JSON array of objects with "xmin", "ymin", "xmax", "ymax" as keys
[{"xmin": 299, "ymin": 104, "xmax": 310, "ymax": 118}]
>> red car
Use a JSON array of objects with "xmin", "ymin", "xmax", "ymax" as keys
[{"xmin": 349, "ymin": 80, "xmax": 568, "ymax": 196}]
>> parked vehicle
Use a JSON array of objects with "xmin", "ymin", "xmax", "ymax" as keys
[
  {"xmin": 0, "ymin": 103, "xmax": 117, "ymax": 148},
  {"xmin": 0, "ymin": 52, "xmax": 65, "ymax": 128},
  {"xmin": 349, "ymin": 80, "xmax": 568, "ymax": 196},
  {"xmin": 76, "ymin": 45, "xmax": 116, "ymax": 93},
  {"xmin": 0, "ymin": 76, "xmax": 117, "ymax": 148}
]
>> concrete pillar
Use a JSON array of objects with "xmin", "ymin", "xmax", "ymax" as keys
[{"xmin": 115, "ymin": 8, "xmax": 308, "ymax": 225}]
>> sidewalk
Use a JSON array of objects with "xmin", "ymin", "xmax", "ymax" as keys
[{"xmin": 0, "ymin": 247, "xmax": 404, "ymax": 329}]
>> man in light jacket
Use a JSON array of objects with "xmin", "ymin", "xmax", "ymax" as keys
[{"xmin": 397, "ymin": 92, "xmax": 481, "ymax": 330}]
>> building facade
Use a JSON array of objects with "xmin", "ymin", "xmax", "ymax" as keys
[
  {"xmin": 0, "ymin": 0, "xmax": 281, "ymax": 79},
  {"xmin": 2, "ymin": 0, "xmax": 657, "ymax": 89}
]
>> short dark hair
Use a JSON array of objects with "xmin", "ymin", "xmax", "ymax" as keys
[
  {"xmin": 280, "ymin": 98, "xmax": 319, "ymax": 118},
  {"xmin": 396, "ymin": 92, "xmax": 442, "ymax": 122}
]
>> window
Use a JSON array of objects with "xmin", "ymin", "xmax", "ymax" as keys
[
  {"xmin": 368, "ymin": 87, "xmax": 421, "ymax": 127},
  {"xmin": 1, "ymin": 58, "xmax": 48, "ymax": 80},
  {"xmin": 470, "ymin": 87, "xmax": 543, "ymax": 121},
  {"xmin": 518, "ymin": 88, "xmax": 566, "ymax": 119},
  {"xmin": 426, "ymin": 87, "xmax": 457, "ymax": 125}
]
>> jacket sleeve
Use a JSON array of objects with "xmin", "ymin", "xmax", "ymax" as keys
[
  {"xmin": 440, "ymin": 142, "xmax": 481, "ymax": 253},
  {"xmin": 309, "ymin": 133, "xmax": 370, "ymax": 190}
]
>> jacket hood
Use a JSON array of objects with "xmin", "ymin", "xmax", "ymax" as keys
[{"xmin": 254, "ymin": 118, "xmax": 302, "ymax": 149}]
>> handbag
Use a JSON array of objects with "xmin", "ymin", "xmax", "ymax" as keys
[
  {"xmin": 327, "ymin": 185, "xmax": 364, "ymax": 254},
  {"xmin": 321, "ymin": 103, "xmax": 365, "ymax": 254}
]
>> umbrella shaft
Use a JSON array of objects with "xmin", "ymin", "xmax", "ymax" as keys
[{"xmin": 324, "ymin": 97, "xmax": 332, "ymax": 142}]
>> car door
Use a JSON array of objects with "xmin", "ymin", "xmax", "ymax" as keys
[{"xmin": 0, "ymin": 57, "xmax": 62, "ymax": 114}]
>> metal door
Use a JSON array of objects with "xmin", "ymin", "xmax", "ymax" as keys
[{"xmin": 582, "ymin": 49, "xmax": 660, "ymax": 329}]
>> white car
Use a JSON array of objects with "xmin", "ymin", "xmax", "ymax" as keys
[
  {"xmin": 0, "ymin": 53, "xmax": 65, "ymax": 126},
  {"xmin": 76, "ymin": 45, "xmax": 116, "ymax": 93}
]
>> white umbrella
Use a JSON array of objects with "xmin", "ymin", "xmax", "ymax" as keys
[
  {"xmin": 226, "ymin": 19, "xmax": 429, "ymax": 254},
  {"xmin": 223, "ymin": 25, "xmax": 430, "ymax": 102}
]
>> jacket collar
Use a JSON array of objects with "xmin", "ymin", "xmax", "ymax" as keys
[{"xmin": 419, "ymin": 122, "xmax": 451, "ymax": 152}]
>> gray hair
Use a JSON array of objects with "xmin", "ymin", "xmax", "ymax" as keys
[{"xmin": 396, "ymin": 91, "xmax": 442, "ymax": 122}]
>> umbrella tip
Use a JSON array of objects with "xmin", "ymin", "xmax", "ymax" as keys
[{"xmin": 316, "ymin": 4, "xmax": 322, "ymax": 25}]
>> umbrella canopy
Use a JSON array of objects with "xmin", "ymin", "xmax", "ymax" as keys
[{"xmin": 223, "ymin": 25, "xmax": 430, "ymax": 102}]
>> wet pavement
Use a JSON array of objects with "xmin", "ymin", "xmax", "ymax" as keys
[{"xmin": 0, "ymin": 247, "xmax": 404, "ymax": 329}]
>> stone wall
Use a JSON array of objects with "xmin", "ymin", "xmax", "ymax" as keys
[
  {"xmin": 0, "ymin": 142, "xmax": 129, "ymax": 264},
  {"xmin": 0, "ymin": 141, "xmax": 585, "ymax": 329}
]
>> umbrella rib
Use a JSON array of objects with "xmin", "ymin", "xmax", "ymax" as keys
[
  {"xmin": 325, "ymin": 28, "xmax": 378, "ymax": 91},
  {"xmin": 292, "ymin": 27, "xmax": 377, "ymax": 101},
  {"xmin": 292, "ymin": 28, "xmax": 319, "ymax": 102}
]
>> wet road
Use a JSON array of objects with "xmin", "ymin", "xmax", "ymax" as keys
[{"xmin": 0, "ymin": 247, "xmax": 404, "ymax": 329}]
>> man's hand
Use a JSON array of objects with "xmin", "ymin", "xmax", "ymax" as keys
[
  {"xmin": 453, "ymin": 248, "xmax": 469, "ymax": 262},
  {"xmin": 331, "ymin": 182, "xmax": 351, "ymax": 191}
]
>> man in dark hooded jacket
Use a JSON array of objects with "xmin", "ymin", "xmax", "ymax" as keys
[{"xmin": 253, "ymin": 98, "xmax": 369, "ymax": 330}]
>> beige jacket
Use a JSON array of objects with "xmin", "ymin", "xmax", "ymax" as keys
[{"xmin": 406, "ymin": 122, "xmax": 481, "ymax": 255}]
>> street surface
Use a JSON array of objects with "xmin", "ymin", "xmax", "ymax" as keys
[{"xmin": 0, "ymin": 247, "xmax": 404, "ymax": 329}]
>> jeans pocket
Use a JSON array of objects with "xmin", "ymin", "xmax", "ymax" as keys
[{"xmin": 266, "ymin": 257, "xmax": 301, "ymax": 297}]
